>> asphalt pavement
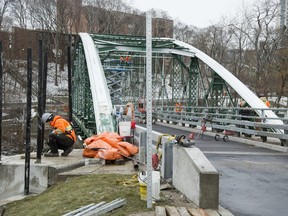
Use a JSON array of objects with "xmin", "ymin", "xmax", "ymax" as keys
[{"xmin": 146, "ymin": 122, "xmax": 288, "ymax": 216}]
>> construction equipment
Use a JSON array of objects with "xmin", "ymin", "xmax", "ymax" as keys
[
  {"xmin": 191, "ymin": 114, "xmax": 229, "ymax": 142},
  {"xmin": 214, "ymin": 133, "xmax": 229, "ymax": 142}
]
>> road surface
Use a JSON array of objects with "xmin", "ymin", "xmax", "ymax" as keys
[{"xmin": 143, "ymin": 122, "xmax": 288, "ymax": 216}]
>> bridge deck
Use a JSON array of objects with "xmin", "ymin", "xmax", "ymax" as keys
[{"xmin": 144, "ymin": 122, "xmax": 288, "ymax": 216}]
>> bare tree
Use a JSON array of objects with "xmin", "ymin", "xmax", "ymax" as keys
[
  {"xmin": 28, "ymin": 0, "xmax": 57, "ymax": 30},
  {"xmin": 174, "ymin": 21, "xmax": 198, "ymax": 44},
  {"xmin": 225, "ymin": 14, "xmax": 255, "ymax": 88},
  {"xmin": 206, "ymin": 24, "xmax": 233, "ymax": 65},
  {"xmin": 272, "ymin": 31, "xmax": 288, "ymax": 107},
  {"xmin": 235, "ymin": 0, "xmax": 282, "ymax": 96},
  {"xmin": 0, "ymin": 0, "xmax": 9, "ymax": 30},
  {"xmin": 9, "ymin": 0, "xmax": 30, "ymax": 28},
  {"xmin": 25, "ymin": 0, "xmax": 82, "ymax": 85}
]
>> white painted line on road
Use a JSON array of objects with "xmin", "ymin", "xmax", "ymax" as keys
[{"xmin": 203, "ymin": 151, "xmax": 287, "ymax": 156}]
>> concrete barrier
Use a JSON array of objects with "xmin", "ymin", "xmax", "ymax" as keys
[
  {"xmin": 0, "ymin": 163, "xmax": 49, "ymax": 200},
  {"xmin": 0, "ymin": 152, "xmax": 85, "ymax": 201},
  {"xmin": 135, "ymin": 125, "xmax": 219, "ymax": 209},
  {"xmin": 173, "ymin": 145, "xmax": 219, "ymax": 209}
]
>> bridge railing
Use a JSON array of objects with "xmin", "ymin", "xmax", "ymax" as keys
[{"xmin": 153, "ymin": 106, "xmax": 288, "ymax": 145}]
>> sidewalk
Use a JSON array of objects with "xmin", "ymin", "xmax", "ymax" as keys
[{"xmin": 0, "ymin": 149, "xmax": 85, "ymax": 171}]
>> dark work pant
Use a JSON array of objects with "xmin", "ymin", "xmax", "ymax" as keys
[{"xmin": 48, "ymin": 133, "xmax": 74, "ymax": 153}]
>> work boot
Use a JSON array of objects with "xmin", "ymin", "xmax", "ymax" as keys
[
  {"xmin": 61, "ymin": 147, "xmax": 73, "ymax": 157},
  {"xmin": 44, "ymin": 152, "xmax": 59, "ymax": 157}
]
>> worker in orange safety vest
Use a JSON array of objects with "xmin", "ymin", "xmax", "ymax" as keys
[
  {"xmin": 255, "ymin": 95, "xmax": 270, "ymax": 138},
  {"xmin": 259, "ymin": 95, "xmax": 270, "ymax": 108},
  {"xmin": 125, "ymin": 102, "xmax": 135, "ymax": 121},
  {"xmin": 175, "ymin": 102, "xmax": 182, "ymax": 113},
  {"xmin": 41, "ymin": 113, "xmax": 76, "ymax": 157}
]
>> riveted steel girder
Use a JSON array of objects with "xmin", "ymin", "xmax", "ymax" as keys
[{"xmin": 72, "ymin": 34, "xmax": 235, "ymax": 137}]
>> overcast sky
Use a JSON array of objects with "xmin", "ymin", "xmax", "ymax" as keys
[{"xmin": 132, "ymin": 0, "xmax": 256, "ymax": 28}]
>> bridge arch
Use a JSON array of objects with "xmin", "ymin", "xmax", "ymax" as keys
[{"xmin": 72, "ymin": 33, "xmax": 282, "ymax": 137}]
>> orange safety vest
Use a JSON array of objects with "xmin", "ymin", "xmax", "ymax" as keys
[
  {"xmin": 49, "ymin": 115, "xmax": 76, "ymax": 141},
  {"xmin": 125, "ymin": 102, "xmax": 135, "ymax": 119},
  {"xmin": 125, "ymin": 56, "xmax": 131, "ymax": 63},
  {"xmin": 175, "ymin": 103, "xmax": 182, "ymax": 113},
  {"xmin": 260, "ymin": 97, "xmax": 270, "ymax": 108}
]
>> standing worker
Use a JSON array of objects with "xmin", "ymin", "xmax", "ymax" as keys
[
  {"xmin": 259, "ymin": 94, "xmax": 270, "ymax": 107},
  {"xmin": 41, "ymin": 113, "xmax": 76, "ymax": 157},
  {"xmin": 175, "ymin": 102, "xmax": 182, "ymax": 113},
  {"xmin": 257, "ymin": 94, "xmax": 270, "ymax": 142},
  {"xmin": 125, "ymin": 102, "xmax": 135, "ymax": 121},
  {"xmin": 239, "ymin": 99, "xmax": 254, "ymax": 137}
]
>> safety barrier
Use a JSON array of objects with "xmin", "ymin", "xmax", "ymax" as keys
[
  {"xmin": 153, "ymin": 106, "xmax": 288, "ymax": 145},
  {"xmin": 135, "ymin": 125, "xmax": 219, "ymax": 209}
]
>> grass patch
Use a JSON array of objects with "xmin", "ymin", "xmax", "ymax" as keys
[{"xmin": 5, "ymin": 174, "xmax": 171, "ymax": 216}]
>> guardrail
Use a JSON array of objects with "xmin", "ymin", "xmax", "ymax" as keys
[{"xmin": 149, "ymin": 106, "xmax": 288, "ymax": 146}]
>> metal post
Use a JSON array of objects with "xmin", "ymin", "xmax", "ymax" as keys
[
  {"xmin": 67, "ymin": 46, "xmax": 72, "ymax": 122},
  {"xmin": 139, "ymin": 131, "xmax": 147, "ymax": 164},
  {"xmin": 36, "ymin": 40, "xmax": 43, "ymax": 163},
  {"xmin": 0, "ymin": 41, "xmax": 2, "ymax": 162},
  {"xmin": 146, "ymin": 11, "xmax": 153, "ymax": 209},
  {"xmin": 42, "ymin": 51, "xmax": 48, "ymax": 113},
  {"xmin": 161, "ymin": 54, "xmax": 164, "ymax": 111},
  {"xmin": 24, "ymin": 48, "xmax": 32, "ymax": 195},
  {"xmin": 283, "ymin": 119, "xmax": 288, "ymax": 147},
  {"xmin": 162, "ymin": 142, "xmax": 174, "ymax": 179}
]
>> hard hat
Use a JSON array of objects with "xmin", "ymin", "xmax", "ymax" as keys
[{"xmin": 41, "ymin": 113, "xmax": 54, "ymax": 123}]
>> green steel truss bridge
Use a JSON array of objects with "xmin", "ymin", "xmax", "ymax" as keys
[{"xmin": 72, "ymin": 33, "xmax": 283, "ymax": 138}]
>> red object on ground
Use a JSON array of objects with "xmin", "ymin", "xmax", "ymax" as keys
[
  {"xmin": 152, "ymin": 154, "xmax": 159, "ymax": 170},
  {"xmin": 188, "ymin": 133, "xmax": 194, "ymax": 140},
  {"xmin": 201, "ymin": 126, "xmax": 207, "ymax": 132},
  {"xmin": 131, "ymin": 121, "xmax": 136, "ymax": 129}
]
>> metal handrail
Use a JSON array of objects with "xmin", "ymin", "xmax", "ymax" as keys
[{"xmin": 148, "ymin": 106, "xmax": 288, "ymax": 145}]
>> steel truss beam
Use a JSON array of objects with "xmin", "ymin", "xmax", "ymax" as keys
[{"xmin": 72, "ymin": 34, "xmax": 278, "ymax": 138}]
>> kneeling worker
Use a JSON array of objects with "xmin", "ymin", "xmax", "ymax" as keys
[{"xmin": 41, "ymin": 113, "xmax": 76, "ymax": 157}]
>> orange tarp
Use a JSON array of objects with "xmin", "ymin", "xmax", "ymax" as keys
[{"xmin": 82, "ymin": 132, "xmax": 138, "ymax": 160}]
